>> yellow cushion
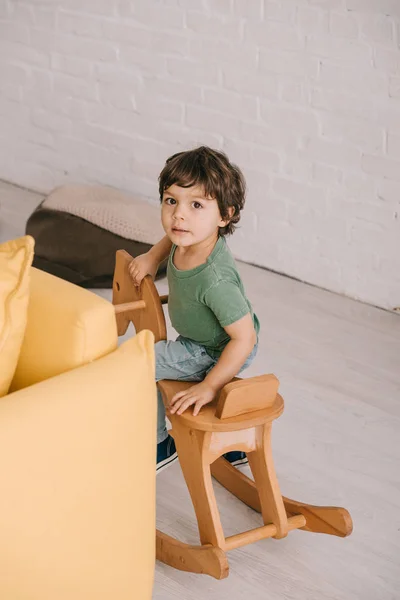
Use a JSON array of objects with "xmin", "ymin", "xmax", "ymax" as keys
[
  {"xmin": 0, "ymin": 236, "xmax": 34, "ymax": 397},
  {"xmin": 11, "ymin": 267, "xmax": 118, "ymax": 391},
  {"xmin": 0, "ymin": 331, "xmax": 156, "ymax": 599}
]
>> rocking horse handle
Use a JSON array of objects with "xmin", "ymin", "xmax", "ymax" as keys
[
  {"xmin": 113, "ymin": 249, "xmax": 167, "ymax": 342},
  {"xmin": 215, "ymin": 374, "xmax": 279, "ymax": 420}
]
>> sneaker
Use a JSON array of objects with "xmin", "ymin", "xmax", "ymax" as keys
[
  {"xmin": 223, "ymin": 451, "xmax": 248, "ymax": 467},
  {"xmin": 157, "ymin": 434, "xmax": 178, "ymax": 473}
]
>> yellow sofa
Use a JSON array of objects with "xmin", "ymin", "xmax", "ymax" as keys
[{"xmin": 0, "ymin": 264, "xmax": 156, "ymax": 599}]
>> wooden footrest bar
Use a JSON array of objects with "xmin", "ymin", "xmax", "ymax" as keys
[{"xmin": 224, "ymin": 514, "xmax": 306, "ymax": 551}]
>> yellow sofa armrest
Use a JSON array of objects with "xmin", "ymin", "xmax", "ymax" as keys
[
  {"xmin": 11, "ymin": 268, "xmax": 118, "ymax": 391},
  {"xmin": 0, "ymin": 331, "xmax": 156, "ymax": 600}
]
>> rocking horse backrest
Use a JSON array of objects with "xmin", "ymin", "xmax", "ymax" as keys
[
  {"xmin": 113, "ymin": 250, "xmax": 167, "ymax": 342},
  {"xmin": 215, "ymin": 374, "xmax": 279, "ymax": 420}
]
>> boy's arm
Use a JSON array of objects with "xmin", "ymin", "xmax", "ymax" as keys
[
  {"xmin": 204, "ymin": 313, "xmax": 256, "ymax": 391},
  {"xmin": 169, "ymin": 313, "xmax": 257, "ymax": 416},
  {"xmin": 129, "ymin": 235, "xmax": 172, "ymax": 286},
  {"xmin": 148, "ymin": 235, "xmax": 173, "ymax": 264}
]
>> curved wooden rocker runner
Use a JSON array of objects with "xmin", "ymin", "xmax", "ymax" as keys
[{"xmin": 113, "ymin": 250, "xmax": 353, "ymax": 580}]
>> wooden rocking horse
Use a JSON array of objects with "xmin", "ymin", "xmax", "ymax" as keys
[{"xmin": 112, "ymin": 249, "xmax": 353, "ymax": 580}]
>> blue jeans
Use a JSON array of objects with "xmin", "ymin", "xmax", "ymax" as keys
[{"xmin": 155, "ymin": 335, "xmax": 258, "ymax": 443}]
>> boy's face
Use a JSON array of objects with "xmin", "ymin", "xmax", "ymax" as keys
[{"xmin": 161, "ymin": 184, "xmax": 228, "ymax": 249}]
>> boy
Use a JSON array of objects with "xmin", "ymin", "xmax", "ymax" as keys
[{"xmin": 129, "ymin": 146, "xmax": 260, "ymax": 472}]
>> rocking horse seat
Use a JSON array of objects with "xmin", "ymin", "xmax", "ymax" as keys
[{"xmin": 158, "ymin": 377, "xmax": 284, "ymax": 433}]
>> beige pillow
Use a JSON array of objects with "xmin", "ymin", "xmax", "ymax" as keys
[{"xmin": 0, "ymin": 236, "xmax": 34, "ymax": 397}]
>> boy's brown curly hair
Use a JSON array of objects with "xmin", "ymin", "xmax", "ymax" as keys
[{"xmin": 158, "ymin": 146, "xmax": 246, "ymax": 236}]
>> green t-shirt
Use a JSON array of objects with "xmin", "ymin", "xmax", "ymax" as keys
[{"xmin": 167, "ymin": 236, "xmax": 260, "ymax": 358}]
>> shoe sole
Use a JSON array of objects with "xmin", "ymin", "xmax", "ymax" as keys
[
  {"xmin": 227, "ymin": 457, "xmax": 249, "ymax": 467},
  {"xmin": 156, "ymin": 451, "xmax": 178, "ymax": 474}
]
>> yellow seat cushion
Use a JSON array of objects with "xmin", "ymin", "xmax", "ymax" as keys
[
  {"xmin": 0, "ymin": 331, "xmax": 156, "ymax": 599},
  {"xmin": 0, "ymin": 236, "xmax": 34, "ymax": 397},
  {"xmin": 10, "ymin": 267, "xmax": 118, "ymax": 391}
]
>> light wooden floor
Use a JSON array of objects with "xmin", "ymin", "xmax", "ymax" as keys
[{"xmin": 1, "ymin": 180, "xmax": 399, "ymax": 600}]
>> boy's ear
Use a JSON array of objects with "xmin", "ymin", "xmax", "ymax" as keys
[{"xmin": 219, "ymin": 206, "xmax": 235, "ymax": 227}]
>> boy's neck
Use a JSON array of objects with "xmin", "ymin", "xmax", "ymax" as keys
[{"xmin": 173, "ymin": 232, "xmax": 220, "ymax": 270}]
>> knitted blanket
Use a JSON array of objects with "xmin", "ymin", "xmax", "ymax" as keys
[
  {"xmin": 42, "ymin": 185, "xmax": 164, "ymax": 244},
  {"xmin": 26, "ymin": 184, "xmax": 167, "ymax": 287}
]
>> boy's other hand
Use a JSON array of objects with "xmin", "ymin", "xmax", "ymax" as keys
[
  {"xmin": 128, "ymin": 253, "xmax": 158, "ymax": 287},
  {"xmin": 168, "ymin": 381, "xmax": 216, "ymax": 417}
]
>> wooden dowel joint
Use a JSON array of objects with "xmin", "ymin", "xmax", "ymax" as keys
[{"xmin": 114, "ymin": 300, "xmax": 146, "ymax": 314}]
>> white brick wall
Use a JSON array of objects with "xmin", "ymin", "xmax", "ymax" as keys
[{"xmin": 0, "ymin": 0, "xmax": 399, "ymax": 311}]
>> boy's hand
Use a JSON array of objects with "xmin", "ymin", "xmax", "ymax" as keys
[
  {"xmin": 168, "ymin": 382, "xmax": 216, "ymax": 417},
  {"xmin": 128, "ymin": 253, "xmax": 158, "ymax": 287}
]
